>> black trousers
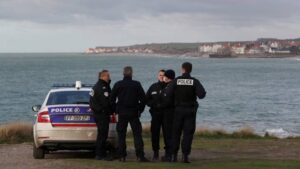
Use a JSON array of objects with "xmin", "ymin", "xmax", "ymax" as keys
[
  {"xmin": 150, "ymin": 110, "xmax": 163, "ymax": 152},
  {"xmin": 94, "ymin": 113, "xmax": 110, "ymax": 157},
  {"xmin": 162, "ymin": 108, "xmax": 174, "ymax": 156},
  {"xmin": 117, "ymin": 114, "xmax": 145, "ymax": 158},
  {"xmin": 172, "ymin": 107, "xmax": 197, "ymax": 156},
  {"xmin": 151, "ymin": 109, "xmax": 174, "ymax": 156}
]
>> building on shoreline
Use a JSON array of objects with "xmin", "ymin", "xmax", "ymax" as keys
[
  {"xmin": 85, "ymin": 38, "xmax": 300, "ymax": 57},
  {"xmin": 198, "ymin": 39, "xmax": 300, "ymax": 56}
]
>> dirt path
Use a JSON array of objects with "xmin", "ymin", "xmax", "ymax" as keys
[{"xmin": 0, "ymin": 140, "xmax": 299, "ymax": 169}]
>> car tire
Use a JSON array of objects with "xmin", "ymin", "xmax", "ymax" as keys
[{"xmin": 33, "ymin": 143, "xmax": 45, "ymax": 159}]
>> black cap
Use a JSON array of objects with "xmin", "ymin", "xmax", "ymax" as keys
[{"xmin": 164, "ymin": 69, "xmax": 175, "ymax": 79}]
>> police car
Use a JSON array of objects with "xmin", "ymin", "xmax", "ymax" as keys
[{"xmin": 32, "ymin": 81, "xmax": 117, "ymax": 159}]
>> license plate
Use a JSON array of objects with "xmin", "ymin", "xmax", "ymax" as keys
[{"xmin": 64, "ymin": 115, "xmax": 90, "ymax": 121}]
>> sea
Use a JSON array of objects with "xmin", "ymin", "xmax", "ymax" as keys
[{"xmin": 0, "ymin": 53, "xmax": 299, "ymax": 137}]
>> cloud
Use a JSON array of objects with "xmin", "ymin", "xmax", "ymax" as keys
[
  {"xmin": 0, "ymin": 0, "xmax": 299, "ymax": 26},
  {"xmin": 0, "ymin": 0, "xmax": 300, "ymax": 52}
]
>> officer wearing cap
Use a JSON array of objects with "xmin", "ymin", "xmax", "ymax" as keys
[
  {"xmin": 110, "ymin": 66, "xmax": 149, "ymax": 162},
  {"xmin": 160, "ymin": 69, "xmax": 175, "ymax": 162},
  {"xmin": 167, "ymin": 62, "xmax": 206, "ymax": 163},
  {"xmin": 89, "ymin": 70, "xmax": 113, "ymax": 160},
  {"xmin": 146, "ymin": 69, "xmax": 166, "ymax": 161}
]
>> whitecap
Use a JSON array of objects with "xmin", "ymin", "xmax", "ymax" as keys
[
  {"xmin": 265, "ymin": 128, "xmax": 291, "ymax": 138},
  {"xmin": 289, "ymin": 57, "xmax": 300, "ymax": 61}
]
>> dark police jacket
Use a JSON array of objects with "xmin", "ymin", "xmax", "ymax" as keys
[
  {"xmin": 160, "ymin": 81, "xmax": 174, "ymax": 110},
  {"xmin": 110, "ymin": 76, "xmax": 146, "ymax": 116},
  {"xmin": 167, "ymin": 73, "xmax": 206, "ymax": 108},
  {"xmin": 89, "ymin": 79, "xmax": 113, "ymax": 115},
  {"xmin": 146, "ymin": 81, "xmax": 166, "ymax": 113}
]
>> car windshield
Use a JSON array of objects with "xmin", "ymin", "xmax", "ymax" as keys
[{"xmin": 46, "ymin": 91, "xmax": 90, "ymax": 105}]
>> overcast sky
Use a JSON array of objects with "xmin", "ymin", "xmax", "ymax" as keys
[{"xmin": 0, "ymin": 0, "xmax": 299, "ymax": 52}]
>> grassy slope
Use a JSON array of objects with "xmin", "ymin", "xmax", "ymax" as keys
[
  {"xmin": 1, "ymin": 122, "xmax": 300, "ymax": 168},
  {"xmin": 69, "ymin": 137, "xmax": 300, "ymax": 169},
  {"xmin": 70, "ymin": 159, "xmax": 300, "ymax": 169}
]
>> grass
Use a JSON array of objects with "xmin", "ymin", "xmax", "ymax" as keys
[
  {"xmin": 0, "ymin": 122, "xmax": 290, "ymax": 144},
  {"xmin": 0, "ymin": 122, "xmax": 299, "ymax": 169},
  {"xmin": 194, "ymin": 127, "xmax": 265, "ymax": 139},
  {"xmin": 137, "ymin": 125, "xmax": 274, "ymax": 139},
  {"xmin": 0, "ymin": 122, "xmax": 296, "ymax": 144},
  {"xmin": 69, "ymin": 159, "xmax": 300, "ymax": 169},
  {"xmin": 0, "ymin": 122, "xmax": 33, "ymax": 144}
]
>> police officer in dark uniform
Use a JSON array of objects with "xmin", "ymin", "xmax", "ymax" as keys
[
  {"xmin": 110, "ymin": 66, "xmax": 149, "ymax": 162},
  {"xmin": 167, "ymin": 62, "xmax": 206, "ymax": 163},
  {"xmin": 89, "ymin": 70, "xmax": 113, "ymax": 160},
  {"xmin": 160, "ymin": 69, "xmax": 175, "ymax": 162},
  {"xmin": 146, "ymin": 69, "xmax": 166, "ymax": 161}
]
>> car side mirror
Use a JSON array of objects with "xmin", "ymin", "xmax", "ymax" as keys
[{"xmin": 32, "ymin": 105, "xmax": 41, "ymax": 112}]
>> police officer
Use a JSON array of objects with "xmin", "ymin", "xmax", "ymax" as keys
[
  {"xmin": 160, "ymin": 69, "xmax": 175, "ymax": 162},
  {"xmin": 89, "ymin": 70, "xmax": 113, "ymax": 160},
  {"xmin": 146, "ymin": 69, "xmax": 166, "ymax": 161},
  {"xmin": 110, "ymin": 66, "xmax": 149, "ymax": 162},
  {"xmin": 167, "ymin": 62, "xmax": 206, "ymax": 163}
]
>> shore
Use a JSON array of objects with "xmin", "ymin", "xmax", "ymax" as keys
[
  {"xmin": 1, "ymin": 122, "xmax": 300, "ymax": 169},
  {"xmin": 83, "ymin": 52, "xmax": 300, "ymax": 58},
  {"xmin": 1, "ymin": 122, "xmax": 299, "ymax": 144},
  {"xmin": 1, "ymin": 137, "xmax": 300, "ymax": 169}
]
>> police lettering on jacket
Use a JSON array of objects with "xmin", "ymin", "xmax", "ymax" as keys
[{"xmin": 167, "ymin": 73, "xmax": 206, "ymax": 107}]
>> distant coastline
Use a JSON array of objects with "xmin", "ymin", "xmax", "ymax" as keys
[
  {"xmin": 85, "ymin": 38, "xmax": 300, "ymax": 58},
  {"xmin": 83, "ymin": 52, "xmax": 300, "ymax": 59}
]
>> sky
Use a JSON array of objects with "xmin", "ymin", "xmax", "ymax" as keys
[{"xmin": 0, "ymin": 0, "xmax": 299, "ymax": 53}]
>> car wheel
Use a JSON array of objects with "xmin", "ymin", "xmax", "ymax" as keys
[{"xmin": 33, "ymin": 143, "xmax": 45, "ymax": 159}]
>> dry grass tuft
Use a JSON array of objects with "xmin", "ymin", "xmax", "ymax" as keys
[
  {"xmin": 195, "ymin": 127, "xmax": 229, "ymax": 138},
  {"xmin": 194, "ymin": 127, "xmax": 263, "ymax": 139},
  {"xmin": 0, "ymin": 122, "xmax": 280, "ymax": 144},
  {"xmin": 0, "ymin": 122, "xmax": 33, "ymax": 144},
  {"xmin": 232, "ymin": 127, "xmax": 260, "ymax": 138},
  {"xmin": 137, "ymin": 125, "xmax": 262, "ymax": 139}
]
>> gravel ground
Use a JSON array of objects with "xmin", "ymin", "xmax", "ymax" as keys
[{"xmin": 1, "ymin": 141, "xmax": 300, "ymax": 169}]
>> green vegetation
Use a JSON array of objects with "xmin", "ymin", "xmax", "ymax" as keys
[
  {"xmin": 69, "ymin": 159, "xmax": 300, "ymax": 169},
  {"xmin": 1, "ymin": 122, "xmax": 299, "ymax": 168},
  {"xmin": 132, "ymin": 43, "xmax": 200, "ymax": 54},
  {"xmin": 136, "ymin": 125, "xmax": 275, "ymax": 139},
  {"xmin": 194, "ymin": 127, "xmax": 265, "ymax": 139},
  {"xmin": 0, "ymin": 122, "xmax": 291, "ymax": 144}
]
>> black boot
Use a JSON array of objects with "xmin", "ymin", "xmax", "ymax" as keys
[
  {"xmin": 161, "ymin": 153, "xmax": 172, "ymax": 162},
  {"xmin": 138, "ymin": 156, "xmax": 150, "ymax": 162},
  {"xmin": 105, "ymin": 155, "xmax": 114, "ymax": 161},
  {"xmin": 119, "ymin": 156, "xmax": 126, "ymax": 162},
  {"xmin": 171, "ymin": 154, "xmax": 178, "ymax": 162},
  {"xmin": 182, "ymin": 154, "xmax": 191, "ymax": 163},
  {"xmin": 152, "ymin": 151, "xmax": 159, "ymax": 161},
  {"xmin": 95, "ymin": 155, "xmax": 105, "ymax": 160}
]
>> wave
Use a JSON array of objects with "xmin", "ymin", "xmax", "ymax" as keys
[
  {"xmin": 265, "ymin": 128, "xmax": 292, "ymax": 138},
  {"xmin": 289, "ymin": 57, "xmax": 300, "ymax": 61}
]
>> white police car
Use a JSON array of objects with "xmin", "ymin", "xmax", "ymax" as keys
[{"xmin": 32, "ymin": 81, "xmax": 117, "ymax": 159}]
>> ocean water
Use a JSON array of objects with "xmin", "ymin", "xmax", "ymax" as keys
[{"xmin": 0, "ymin": 53, "xmax": 299, "ymax": 136}]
